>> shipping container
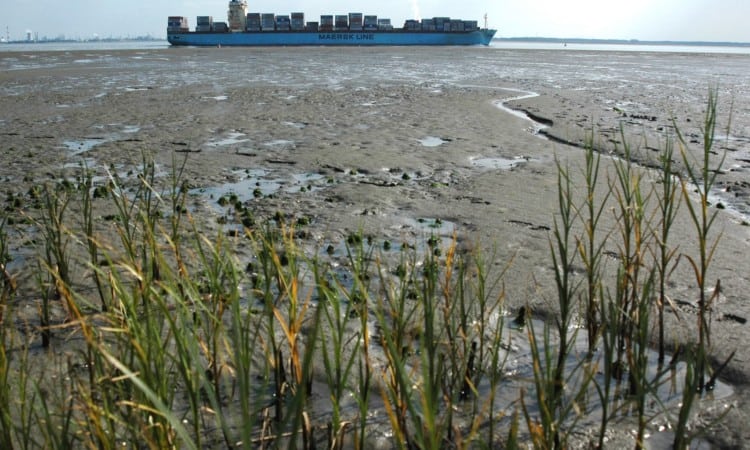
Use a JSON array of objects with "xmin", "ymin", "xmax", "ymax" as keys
[
  {"xmin": 290, "ymin": 12, "xmax": 304, "ymax": 30},
  {"xmin": 348, "ymin": 12, "xmax": 363, "ymax": 31},
  {"xmin": 334, "ymin": 15, "xmax": 348, "ymax": 31},
  {"xmin": 213, "ymin": 22, "xmax": 229, "ymax": 32},
  {"xmin": 246, "ymin": 13, "xmax": 261, "ymax": 31},
  {"xmin": 261, "ymin": 13, "xmax": 275, "ymax": 31},
  {"xmin": 363, "ymin": 15, "xmax": 378, "ymax": 31},
  {"xmin": 377, "ymin": 18, "xmax": 393, "ymax": 30},
  {"xmin": 404, "ymin": 19, "xmax": 420, "ymax": 31},
  {"xmin": 195, "ymin": 16, "xmax": 212, "ymax": 32},
  {"xmin": 463, "ymin": 20, "xmax": 478, "ymax": 30},
  {"xmin": 167, "ymin": 16, "xmax": 189, "ymax": 32},
  {"xmin": 319, "ymin": 15, "xmax": 334, "ymax": 31},
  {"xmin": 305, "ymin": 21, "xmax": 319, "ymax": 31},
  {"xmin": 275, "ymin": 15, "xmax": 291, "ymax": 31}
]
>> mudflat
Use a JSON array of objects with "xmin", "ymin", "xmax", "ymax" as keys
[{"xmin": 2, "ymin": 46, "xmax": 750, "ymax": 447}]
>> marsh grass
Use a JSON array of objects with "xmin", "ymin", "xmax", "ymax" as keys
[
  {"xmin": 0, "ymin": 215, "xmax": 16, "ymax": 449},
  {"xmin": 522, "ymin": 157, "xmax": 588, "ymax": 449},
  {"xmin": 676, "ymin": 88, "xmax": 726, "ymax": 392},
  {"xmin": 0, "ymin": 93, "xmax": 735, "ymax": 448}
]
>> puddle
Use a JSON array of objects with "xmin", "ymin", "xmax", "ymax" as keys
[
  {"xmin": 315, "ymin": 217, "xmax": 457, "ymax": 265},
  {"xmin": 61, "ymin": 125, "xmax": 142, "ymax": 155},
  {"xmin": 419, "ymin": 136, "xmax": 447, "ymax": 147},
  {"xmin": 206, "ymin": 132, "xmax": 249, "ymax": 147},
  {"xmin": 401, "ymin": 216, "xmax": 456, "ymax": 235},
  {"xmin": 62, "ymin": 138, "xmax": 108, "ymax": 155},
  {"xmin": 470, "ymin": 155, "xmax": 534, "ymax": 170},
  {"xmin": 381, "ymin": 167, "xmax": 432, "ymax": 182},
  {"xmin": 482, "ymin": 318, "xmax": 732, "ymax": 412},
  {"xmin": 310, "ymin": 217, "xmax": 456, "ymax": 260},
  {"xmin": 283, "ymin": 121, "xmax": 307, "ymax": 129},
  {"xmin": 191, "ymin": 168, "xmax": 327, "ymax": 206},
  {"xmin": 291, "ymin": 172, "xmax": 325, "ymax": 185},
  {"xmin": 63, "ymin": 158, "xmax": 97, "ymax": 170},
  {"xmin": 263, "ymin": 139, "xmax": 295, "ymax": 149},
  {"xmin": 120, "ymin": 125, "xmax": 140, "ymax": 134}
]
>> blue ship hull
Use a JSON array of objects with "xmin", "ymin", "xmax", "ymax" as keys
[{"xmin": 167, "ymin": 29, "xmax": 496, "ymax": 46}]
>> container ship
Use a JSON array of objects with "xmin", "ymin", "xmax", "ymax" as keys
[{"xmin": 167, "ymin": 1, "xmax": 496, "ymax": 47}]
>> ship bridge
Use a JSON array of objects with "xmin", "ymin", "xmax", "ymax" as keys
[{"xmin": 228, "ymin": 0, "xmax": 248, "ymax": 31}]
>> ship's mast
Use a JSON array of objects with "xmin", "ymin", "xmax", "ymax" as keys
[{"xmin": 484, "ymin": 13, "xmax": 488, "ymax": 29}]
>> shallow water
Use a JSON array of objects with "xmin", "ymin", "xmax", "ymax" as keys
[{"xmin": 2, "ymin": 45, "xmax": 748, "ymax": 99}]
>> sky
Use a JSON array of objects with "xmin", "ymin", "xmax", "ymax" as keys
[{"xmin": 2, "ymin": 0, "xmax": 749, "ymax": 43}]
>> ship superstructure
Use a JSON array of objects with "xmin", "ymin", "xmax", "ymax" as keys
[{"xmin": 227, "ymin": 0, "xmax": 247, "ymax": 31}]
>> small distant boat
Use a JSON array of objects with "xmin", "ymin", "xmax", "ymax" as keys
[{"xmin": 167, "ymin": 1, "xmax": 496, "ymax": 47}]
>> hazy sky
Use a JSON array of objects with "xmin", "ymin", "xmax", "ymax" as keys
[{"xmin": 2, "ymin": 0, "xmax": 749, "ymax": 42}]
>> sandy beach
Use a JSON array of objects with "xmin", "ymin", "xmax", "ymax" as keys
[{"xmin": 2, "ymin": 46, "xmax": 750, "ymax": 447}]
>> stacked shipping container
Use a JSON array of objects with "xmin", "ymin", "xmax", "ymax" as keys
[
  {"xmin": 275, "ymin": 15, "xmax": 291, "ymax": 31},
  {"xmin": 319, "ymin": 15, "xmax": 334, "ymax": 31},
  {"xmin": 348, "ymin": 13, "xmax": 363, "ymax": 31},
  {"xmin": 291, "ymin": 12, "xmax": 305, "ymax": 31},
  {"xmin": 363, "ymin": 15, "xmax": 378, "ymax": 31},
  {"xmin": 196, "ymin": 16, "xmax": 213, "ymax": 32},
  {"xmin": 246, "ymin": 13, "xmax": 261, "ymax": 31},
  {"xmin": 168, "ymin": 16, "xmax": 189, "ymax": 32},
  {"xmin": 261, "ymin": 13, "xmax": 275, "ymax": 31},
  {"xmin": 378, "ymin": 19, "xmax": 393, "ymax": 30},
  {"xmin": 334, "ymin": 15, "xmax": 349, "ymax": 31},
  {"xmin": 187, "ymin": 13, "xmax": 480, "ymax": 34}
]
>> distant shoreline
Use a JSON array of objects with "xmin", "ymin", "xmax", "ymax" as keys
[
  {"xmin": 0, "ymin": 37, "xmax": 162, "ymax": 45},
  {"xmin": 496, "ymin": 36, "xmax": 750, "ymax": 48}
]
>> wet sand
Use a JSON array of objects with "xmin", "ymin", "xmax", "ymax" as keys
[{"xmin": 2, "ymin": 47, "xmax": 750, "ymax": 447}]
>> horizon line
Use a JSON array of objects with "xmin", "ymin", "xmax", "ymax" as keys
[
  {"xmin": 498, "ymin": 36, "xmax": 750, "ymax": 47},
  {"xmin": 3, "ymin": 35, "xmax": 749, "ymax": 47}
]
